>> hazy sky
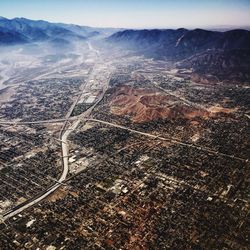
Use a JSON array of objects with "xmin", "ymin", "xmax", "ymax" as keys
[{"xmin": 1, "ymin": 0, "xmax": 250, "ymax": 28}]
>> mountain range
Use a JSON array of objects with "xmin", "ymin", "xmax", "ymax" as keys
[
  {"xmin": 0, "ymin": 17, "xmax": 105, "ymax": 45},
  {"xmin": 108, "ymin": 28, "xmax": 250, "ymax": 59},
  {"xmin": 108, "ymin": 28, "xmax": 250, "ymax": 82},
  {"xmin": 0, "ymin": 17, "xmax": 250, "ymax": 82}
]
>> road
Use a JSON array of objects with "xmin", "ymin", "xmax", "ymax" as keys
[
  {"xmin": 87, "ymin": 41, "xmax": 100, "ymax": 56},
  {"xmin": 153, "ymin": 83, "xmax": 208, "ymax": 111},
  {"xmin": 245, "ymin": 114, "xmax": 250, "ymax": 120},
  {"xmin": 2, "ymin": 41, "xmax": 111, "ymax": 220},
  {"xmin": 88, "ymin": 118, "xmax": 249, "ymax": 163},
  {"xmin": 0, "ymin": 118, "xmax": 77, "ymax": 126}
]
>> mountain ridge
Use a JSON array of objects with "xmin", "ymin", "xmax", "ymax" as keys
[
  {"xmin": 0, "ymin": 17, "xmax": 123, "ymax": 45},
  {"xmin": 108, "ymin": 28, "xmax": 250, "ymax": 59},
  {"xmin": 0, "ymin": 17, "xmax": 89, "ymax": 44}
]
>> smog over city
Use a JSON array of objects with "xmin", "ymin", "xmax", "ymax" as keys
[{"xmin": 0, "ymin": 0, "xmax": 249, "ymax": 249}]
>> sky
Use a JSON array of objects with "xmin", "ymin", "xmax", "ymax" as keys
[{"xmin": 1, "ymin": 0, "xmax": 250, "ymax": 28}]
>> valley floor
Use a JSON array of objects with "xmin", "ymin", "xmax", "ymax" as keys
[{"xmin": 0, "ymin": 41, "xmax": 249, "ymax": 249}]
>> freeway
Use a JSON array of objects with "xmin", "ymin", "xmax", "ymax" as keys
[
  {"xmin": 3, "ymin": 88, "xmax": 81, "ymax": 220},
  {"xmin": 2, "ymin": 41, "xmax": 111, "ymax": 220},
  {"xmin": 88, "ymin": 118, "xmax": 249, "ymax": 163},
  {"xmin": 3, "ymin": 75, "xmax": 87, "ymax": 219}
]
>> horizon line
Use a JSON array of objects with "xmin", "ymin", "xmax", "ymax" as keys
[{"xmin": 1, "ymin": 15, "xmax": 250, "ymax": 31}]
